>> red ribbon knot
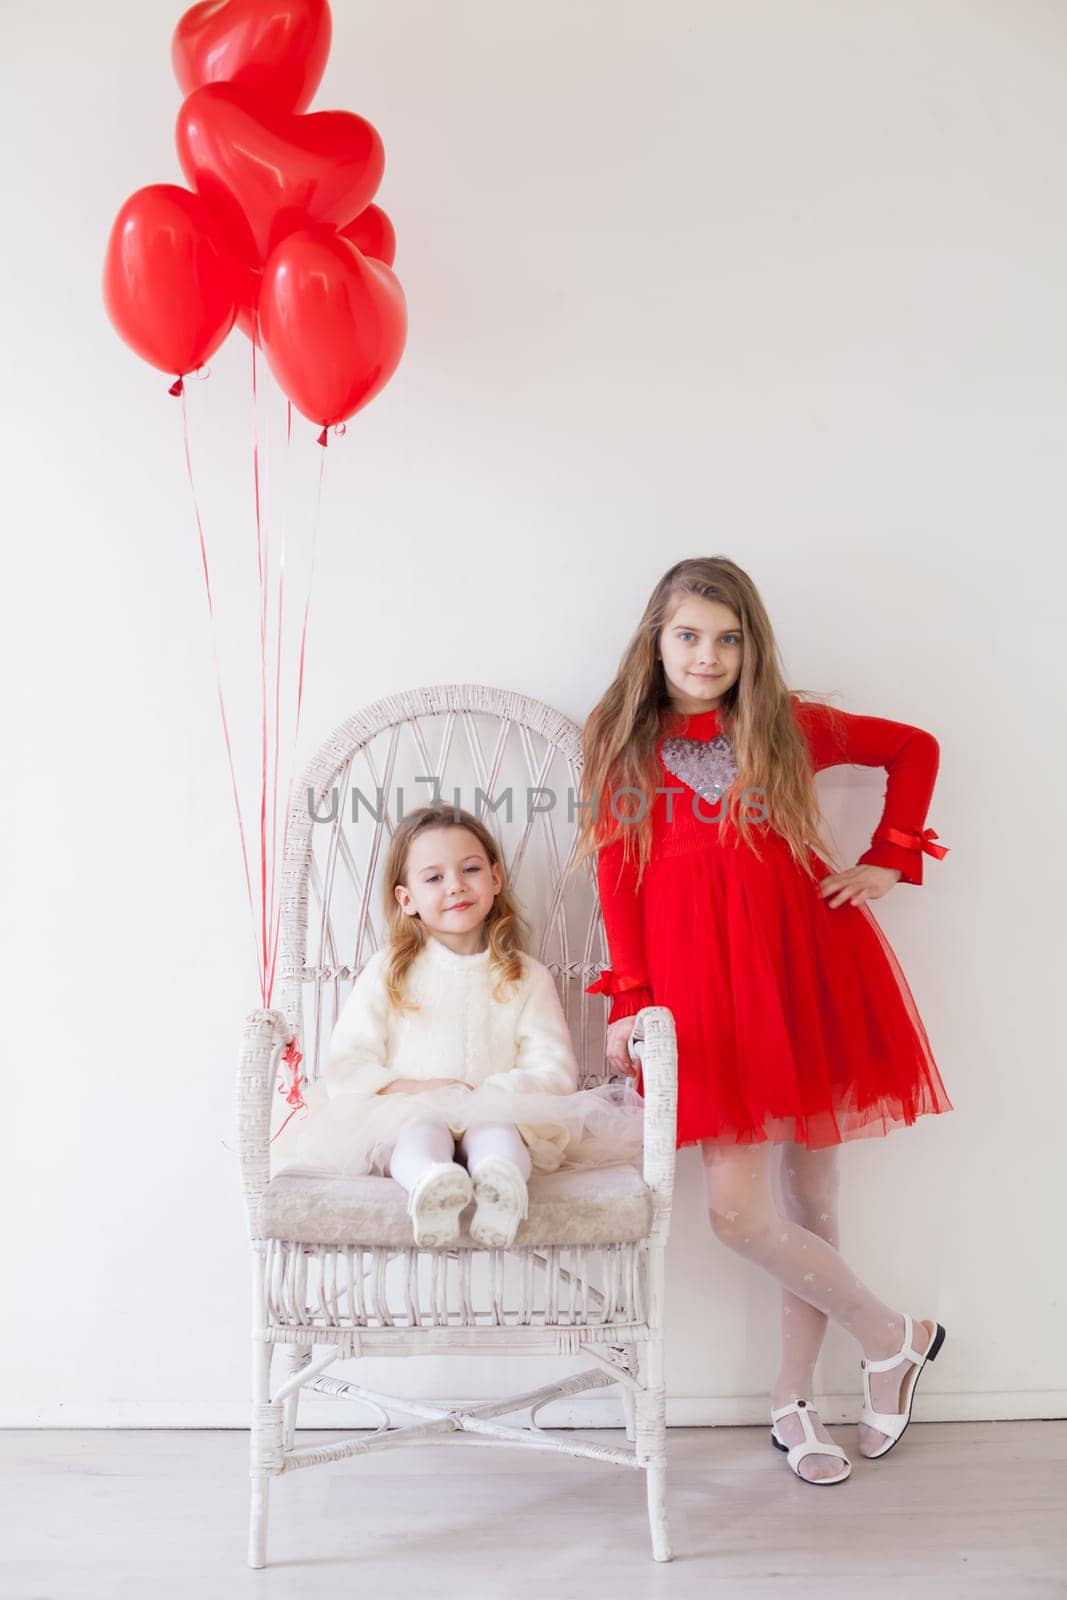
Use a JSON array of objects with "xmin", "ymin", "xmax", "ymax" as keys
[
  {"xmin": 279, "ymin": 1037, "xmax": 305, "ymax": 1108},
  {"xmin": 585, "ymin": 968, "xmax": 649, "ymax": 998},
  {"xmin": 875, "ymin": 825, "xmax": 949, "ymax": 861}
]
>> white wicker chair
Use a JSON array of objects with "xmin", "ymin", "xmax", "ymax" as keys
[{"xmin": 236, "ymin": 684, "xmax": 678, "ymax": 1567}]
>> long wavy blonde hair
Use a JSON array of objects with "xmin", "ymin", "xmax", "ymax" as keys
[
  {"xmin": 382, "ymin": 803, "xmax": 530, "ymax": 1011},
  {"xmin": 576, "ymin": 556, "xmax": 843, "ymax": 887}
]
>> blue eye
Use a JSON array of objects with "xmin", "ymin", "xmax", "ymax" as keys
[
  {"xmin": 465, "ymin": 865, "xmax": 481, "ymax": 873},
  {"xmin": 679, "ymin": 631, "xmax": 696, "ymax": 642}
]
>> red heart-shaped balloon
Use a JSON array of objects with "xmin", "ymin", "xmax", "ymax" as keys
[
  {"xmin": 176, "ymin": 83, "xmax": 384, "ymax": 263},
  {"xmin": 172, "ymin": 0, "xmax": 332, "ymax": 115},
  {"xmin": 339, "ymin": 203, "xmax": 396, "ymax": 268},
  {"xmin": 103, "ymin": 184, "xmax": 238, "ymax": 375},
  {"xmin": 234, "ymin": 204, "xmax": 396, "ymax": 341},
  {"xmin": 258, "ymin": 229, "xmax": 406, "ymax": 425}
]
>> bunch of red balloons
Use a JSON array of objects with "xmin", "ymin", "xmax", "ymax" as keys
[{"xmin": 103, "ymin": 0, "xmax": 406, "ymax": 431}]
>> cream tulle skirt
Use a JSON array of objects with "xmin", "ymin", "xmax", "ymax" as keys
[{"xmin": 273, "ymin": 1077, "xmax": 645, "ymax": 1178}]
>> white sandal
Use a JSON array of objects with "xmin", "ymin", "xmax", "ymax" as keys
[
  {"xmin": 770, "ymin": 1398, "xmax": 852, "ymax": 1485},
  {"xmin": 406, "ymin": 1161, "xmax": 474, "ymax": 1249},
  {"xmin": 858, "ymin": 1313, "xmax": 947, "ymax": 1459}
]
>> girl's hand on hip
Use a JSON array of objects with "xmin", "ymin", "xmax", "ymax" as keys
[
  {"xmin": 606, "ymin": 1017, "xmax": 640, "ymax": 1078},
  {"xmin": 818, "ymin": 864, "xmax": 902, "ymax": 909}
]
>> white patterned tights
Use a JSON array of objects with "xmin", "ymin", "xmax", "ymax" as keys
[{"xmin": 702, "ymin": 1139, "xmax": 922, "ymax": 1480}]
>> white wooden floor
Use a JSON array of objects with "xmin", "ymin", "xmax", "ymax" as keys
[{"xmin": 3, "ymin": 1422, "xmax": 1064, "ymax": 1598}]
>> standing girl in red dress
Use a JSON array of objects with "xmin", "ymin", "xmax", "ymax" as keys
[{"xmin": 579, "ymin": 556, "xmax": 953, "ymax": 1486}]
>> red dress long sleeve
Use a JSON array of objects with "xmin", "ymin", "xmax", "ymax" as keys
[
  {"xmin": 587, "ymin": 828, "xmax": 655, "ymax": 1025},
  {"xmin": 794, "ymin": 700, "xmax": 948, "ymax": 886},
  {"xmin": 586, "ymin": 695, "xmax": 953, "ymax": 1150}
]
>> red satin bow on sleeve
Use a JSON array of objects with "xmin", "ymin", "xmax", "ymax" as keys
[
  {"xmin": 874, "ymin": 826, "xmax": 950, "ymax": 861},
  {"xmin": 585, "ymin": 968, "xmax": 648, "ymax": 998}
]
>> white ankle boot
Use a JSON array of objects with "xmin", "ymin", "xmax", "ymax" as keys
[
  {"xmin": 469, "ymin": 1155, "xmax": 529, "ymax": 1249},
  {"xmin": 406, "ymin": 1161, "xmax": 474, "ymax": 1249}
]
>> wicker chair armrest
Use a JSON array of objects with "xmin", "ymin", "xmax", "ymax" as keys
[
  {"xmin": 236, "ymin": 1008, "xmax": 298, "ymax": 1230},
  {"xmin": 629, "ymin": 1005, "xmax": 678, "ymax": 1231}
]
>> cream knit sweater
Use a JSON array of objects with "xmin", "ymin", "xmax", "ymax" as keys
[{"xmin": 324, "ymin": 935, "xmax": 580, "ymax": 1102}]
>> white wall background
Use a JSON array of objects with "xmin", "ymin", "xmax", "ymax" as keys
[{"xmin": 3, "ymin": 0, "xmax": 1064, "ymax": 1427}]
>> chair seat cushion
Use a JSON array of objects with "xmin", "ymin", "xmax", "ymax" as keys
[{"xmin": 257, "ymin": 1163, "xmax": 653, "ymax": 1248}]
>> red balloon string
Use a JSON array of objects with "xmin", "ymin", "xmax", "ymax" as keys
[
  {"xmin": 178, "ymin": 385, "xmax": 260, "ymax": 986},
  {"xmin": 178, "ymin": 355, "xmax": 330, "ymax": 1102},
  {"xmin": 271, "ymin": 1102, "xmax": 303, "ymax": 1145},
  {"xmin": 265, "ymin": 441, "xmax": 327, "ymax": 1004},
  {"xmin": 251, "ymin": 341, "xmax": 271, "ymax": 1004},
  {"xmin": 247, "ymin": 353, "xmax": 328, "ymax": 1011},
  {"xmin": 263, "ymin": 370, "xmax": 290, "ymax": 996}
]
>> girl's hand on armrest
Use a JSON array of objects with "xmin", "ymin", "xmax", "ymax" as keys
[{"xmin": 606, "ymin": 1018, "xmax": 640, "ymax": 1079}]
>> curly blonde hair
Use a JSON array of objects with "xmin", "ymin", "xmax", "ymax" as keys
[
  {"xmin": 382, "ymin": 803, "xmax": 530, "ymax": 1011},
  {"xmin": 576, "ymin": 555, "xmax": 842, "ymax": 888}
]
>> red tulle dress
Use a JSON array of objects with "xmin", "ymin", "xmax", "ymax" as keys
[{"xmin": 586, "ymin": 695, "xmax": 954, "ymax": 1150}]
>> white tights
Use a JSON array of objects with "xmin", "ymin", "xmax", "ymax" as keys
[
  {"xmin": 702, "ymin": 1140, "xmax": 907, "ymax": 1382},
  {"xmin": 387, "ymin": 1119, "xmax": 532, "ymax": 1194}
]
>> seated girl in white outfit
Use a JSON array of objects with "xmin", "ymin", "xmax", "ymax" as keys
[{"xmin": 277, "ymin": 802, "xmax": 643, "ymax": 1249}]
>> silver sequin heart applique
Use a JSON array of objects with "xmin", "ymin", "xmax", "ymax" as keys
[{"xmin": 660, "ymin": 733, "xmax": 739, "ymax": 802}]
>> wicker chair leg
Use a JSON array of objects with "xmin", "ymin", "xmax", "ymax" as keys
[
  {"xmin": 248, "ymin": 1471, "xmax": 270, "ymax": 1570},
  {"xmin": 634, "ymin": 1381, "xmax": 670, "ymax": 1562},
  {"xmin": 636, "ymin": 1224, "xmax": 672, "ymax": 1567},
  {"xmin": 645, "ymin": 1455, "xmax": 670, "ymax": 1563},
  {"xmin": 618, "ymin": 1341, "xmax": 642, "ymax": 1442},
  {"xmin": 281, "ymin": 1344, "xmax": 312, "ymax": 1451},
  {"xmin": 621, "ymin": 1381, "xmax": 636, "ymax": 1443},
  {"xmin": 248, "ymin": 1401, "xmax": 283, "ymax": 1564},
  {"xmin": 248, "ymin": 1259, "xmax": 278, "ymax": 1570}
]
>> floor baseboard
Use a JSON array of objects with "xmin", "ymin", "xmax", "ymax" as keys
[{"xmin": 5, "ymin": 1391, "xmax": 1065, "ymax": 1429}]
